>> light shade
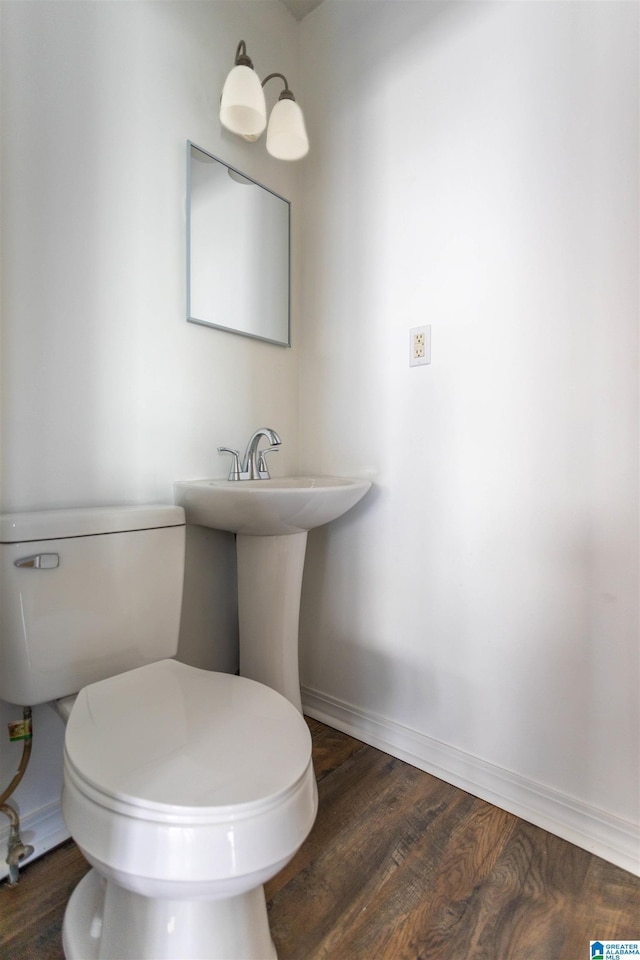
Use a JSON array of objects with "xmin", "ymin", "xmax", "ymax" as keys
[
  {"xmin": 220, "ymin": 64, "xmax": 267, "ymax": 141},
  {"xmin": 266, "ymin": 98, "xmax": 309, "ymax": 161}
]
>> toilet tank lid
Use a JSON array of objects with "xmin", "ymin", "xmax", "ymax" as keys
[{"xmin": 0, "ymin": 505, "xmax": 185, "ymax": 543}]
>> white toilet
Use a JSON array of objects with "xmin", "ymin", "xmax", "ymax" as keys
[{"xmin": 0, "ymin": 505, "xmax": 317, "ymax": 960}]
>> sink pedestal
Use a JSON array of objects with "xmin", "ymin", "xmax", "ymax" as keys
[
  {"xmin": 236, "ymin": 532, "xmax": 307, "ymax": 713},
  {"xmin": 174, "ymin": 475, "xmax": 371, "ymax": 715}
]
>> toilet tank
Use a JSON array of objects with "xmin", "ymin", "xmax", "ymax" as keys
[{"xmin": 0, "ymin": 505, "xmax": 185, "ymax": 706}]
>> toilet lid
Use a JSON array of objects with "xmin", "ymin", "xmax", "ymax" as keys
[{"xmin": 64, "ymin": 659, "xmax": 312, "ymax": 815}]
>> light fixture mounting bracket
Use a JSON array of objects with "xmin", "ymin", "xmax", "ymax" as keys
[
  {"xmin": 262, "ymin": 72, "xmax": 295, "ymax": 101},
  {"xmin": 234, "ymin": 40, "xmax": 254, "ymax": 69}
]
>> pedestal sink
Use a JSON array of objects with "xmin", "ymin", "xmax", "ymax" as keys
[{"xmin": 174, "ymin": 477, "xmax": 371, "ymax": 712}]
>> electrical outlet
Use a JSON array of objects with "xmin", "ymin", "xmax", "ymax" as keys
[{"xmin": 409, "ymin": 325, "xmax": 431, "ymax": 367}]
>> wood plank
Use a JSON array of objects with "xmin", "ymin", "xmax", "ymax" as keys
[
  {"xmin": 561, "ymin": 848, "xmax": 640, "ymax": 957},
  {"xmin": 462, "ymin": 818, "xmax": 593, "ymax": 960},
  {"xmin": 304, "ymin": 717, "xmax": 366, "ymax": 782},
  {"xmin": 269, "ymin": 749, "xmax": 471, "ymax": 959},
  {"xmin": 0, "ymin": 839, "xmax": 89, "ymax": 959}
]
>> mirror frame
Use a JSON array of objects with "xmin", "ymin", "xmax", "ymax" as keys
[{"xmin": 186, "ymin": 141, "xmax": 291, "ymax": 347}]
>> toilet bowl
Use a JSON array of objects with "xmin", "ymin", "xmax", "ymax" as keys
[{"xmin": 62, "ymin": 659, "xmax": 317, "ymax": 960}]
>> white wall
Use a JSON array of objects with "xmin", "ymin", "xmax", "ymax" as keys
[
  {"xmin": 298, "ymin": 1, "xmax": 639, "ymax": 873},
  {"xmin": 0, "ymin": 0, "xmax": 302, "ymax": 874}
]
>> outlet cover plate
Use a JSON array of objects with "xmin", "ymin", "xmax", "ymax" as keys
[{"xmin": 410, "ymin": 325, "xmax": 431, "ymax": 366}]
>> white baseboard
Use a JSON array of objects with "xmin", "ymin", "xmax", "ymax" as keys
[
  {"xmin": 302, "ymin": 685, "xmax": 640, "ymax": 877},
  {"xmin": 0, "ymin": 800, "xmax": 68, "ymax": 882}
]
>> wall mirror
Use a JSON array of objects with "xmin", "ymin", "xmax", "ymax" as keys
[{"xmin": 187, "ymin": 142, "xmax": 290, "ymax": 346}]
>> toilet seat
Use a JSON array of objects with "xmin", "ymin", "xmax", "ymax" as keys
[
  {"xmin": 65, "ymin": 658, "xmax": 312, "ymax": 812},
  {"xmin": 62, "ymin": 659, "xmax": 318, "ymax": 899}
]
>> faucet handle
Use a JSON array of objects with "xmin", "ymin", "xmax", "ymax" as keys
[
  {"xmin": 257, "ymin": 446, "xmax": 279, "ymax": 479},
  {"xmin": 217, "ymin": 446, "xmax": 241, "ymax": 481}
]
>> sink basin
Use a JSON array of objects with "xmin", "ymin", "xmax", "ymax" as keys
[{"xmin": 174, "ymin": 476, "xmax": 371, "ymax": 536}]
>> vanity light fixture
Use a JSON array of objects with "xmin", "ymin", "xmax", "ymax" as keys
[
  {"xmin": 219, "ymin": 41, "xmax": 309, "ymax": 161},
  {"xmin": 219, "ymin": 41, "xmax": 267, "ymax": 141}
]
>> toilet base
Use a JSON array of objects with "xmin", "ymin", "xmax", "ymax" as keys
[{"xmin": 62, "ymin": 869, "xmax": 277, "ymax": 960}]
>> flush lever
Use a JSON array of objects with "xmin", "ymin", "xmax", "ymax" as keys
[{"xmin": 14, "ymin": 554, "xmax": 60, "ymax": 569}]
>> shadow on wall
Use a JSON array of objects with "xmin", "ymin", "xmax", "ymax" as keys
[
  {"xmin": 299, "ymin": 486, "xmax": 598, "ymax": 804},
  {"xmin": 296, "ymin": 487, "xmax": 433, "ymax": 720},
  {"xmin": 177, "ymin": 525, "xmax": 239, "ymax": 674}
]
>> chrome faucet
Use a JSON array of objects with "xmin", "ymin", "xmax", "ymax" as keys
[{"xmin": 218, "ymin": 427, "xmax": 281, "ymax": 480}]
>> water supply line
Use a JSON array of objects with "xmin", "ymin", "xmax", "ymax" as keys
[{"xmin": 1, "ymin": 706, "xmax": 35, "ymax": 885}]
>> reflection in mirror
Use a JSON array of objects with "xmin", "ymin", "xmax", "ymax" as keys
[{"xmin": 187, "ymin": 142, "xmax": 290, "ymax": 346}]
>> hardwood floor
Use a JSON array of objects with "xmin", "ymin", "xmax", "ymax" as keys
[{"xmin": 1, "ymin": 718, "xmax": 638, "ymax": 959}]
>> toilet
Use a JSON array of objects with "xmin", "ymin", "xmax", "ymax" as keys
[{"xmin": 0, "ymin": 505, "xmax": 317, "ymax": 960}]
